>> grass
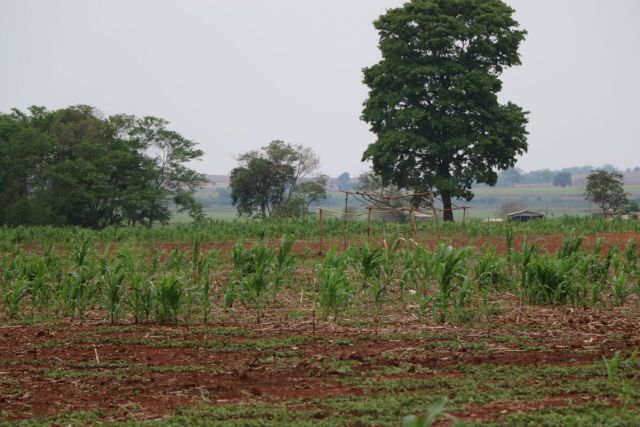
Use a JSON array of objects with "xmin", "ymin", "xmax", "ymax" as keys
[{"xmin": 4, "ymin": 358, "xmax": 635, "ymax": 426}]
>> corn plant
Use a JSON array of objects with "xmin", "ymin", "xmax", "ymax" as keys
[
  {"xmin": 433, "ymin": 245, "xmax": 469, "ymax": 324},
  {"xmin": 504, "ymin": 225, "xmax": 515, "ymax": 255},
  {"xmin": 399, "ymin": 246, "xmax": 421, "ymax": 300},
  {"xmin": 4, "ymin": 278, "xmax": 29, "ymax": 319},
  {"xmin": 154, "ymin": 273, "xmax": 183, "ymax": 323},
  {"xmin": 167, "ymin": 247, "xmax": 186, "ymax": 271},
  {"xmin": 60, "ymin": 267, "xmax": 97, "ymax": 318},
  {"xmin": 416, "ymin": 247, "xmax": 436, "ymax": 295},
  {"xmin": 232, "ymin": 243, "xmax": 276, "ymax": 323},
  {"xmin": 612, "ymin": 273, "xmax": 629, "ymax": 307},
  {"xmin": 102, "ymin": 262, "xmax": 126, "ymax": 324},
  {"xmin": 351, "ymin": 243, "xmax": 383, "ymax": 287},
  {"xmin": 623, "ymin": 239, "xmax": 638, "ymax": 274},
  {"xmin": 200, "ymin": 276, "xmax": 214, "ymax": 324},
  {"xmin": 589, "ymin": 247, "xmax": 617, "ymax": 283},
  {"xmin": 71, "ymin": 237, "xmax": 92, "ymax": 268},
  {"xmin": 273, "ymin": 236, "xmax": 296, "ymax": 293},
  {"xmin": 128, "ymin": 274, "xmax": 153, "ymax": 323},
  {"xmin": 523, "ymin": 254, "xmax": 573, "ymax": 305},
  {"xmin": 317, "ymin": 250, "xmax": 352, "ymax": 321},
  {"xmin": 473, "ymin": 248, "xmax": 507, "ymax": 289},
  {"xmin": 594, "ymin": 236, "xmax": 606, "ymax": 256},
  {"xmin": 558, "ymin": 229, "xmax": 584, "ymax": 258}
]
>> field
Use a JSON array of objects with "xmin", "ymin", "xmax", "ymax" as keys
[
  {"xmin": 195, "ymin": 173, "xmax": 640, "ymax": 221},
  {"xmin": 1, "ymin": 218, "xmax": 640, "ymax": 426}
]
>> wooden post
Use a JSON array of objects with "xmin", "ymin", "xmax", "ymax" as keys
[
  {"xmin": 342, "ymin": 193, "xmax": 349, "ymax": 250},
  {"xmin": 412, "ymin": 209, "xmax": 418, "ymax": 238},
  {"xmin": 367, "ymin": 207, "xmax": 372, "ymax": 244},
  {"xmin": 319, "ymin": 209, "xmax": 324, "ymax": 255}
]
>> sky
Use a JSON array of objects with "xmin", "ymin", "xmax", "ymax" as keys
[{"xmin": 1, "ymin": 0, "xmax": 639, "ymax": 177}]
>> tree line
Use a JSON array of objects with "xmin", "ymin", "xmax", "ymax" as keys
[
  {"xmin": 0, "ymin": 105, "xmax": 205, "ymax": 228},
  {"xmin": 495, "ymin": 165, "xmax": 640, "ymax": 188}
]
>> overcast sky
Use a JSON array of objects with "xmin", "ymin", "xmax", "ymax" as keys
[{"xmin": 1, "ymin": 0, "xmax": 638, "ymax": 176}]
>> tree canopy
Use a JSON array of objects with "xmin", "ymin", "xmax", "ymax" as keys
[
  {"xmin": 0, "ymin": 105, "xmax": 206, "ymax": 228},
  {"xmin": 584, "ymin": 170, "xmax": 629, "ymax": 215},
  {"xmin": 361, "ymin": 0, "xmax": 528, "ymax": 221},
  {"xmin": 229, "ymin": 141, "xmax": 327, "ymax": 218},
  {"xmin": 553, "ymin": 172, "xmax": 572, "ymax": 188}
]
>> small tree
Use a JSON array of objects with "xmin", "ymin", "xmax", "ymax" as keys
[
  {"xmin": 337, "ymin": 172, "xmax": 351, "ymax": 190},
  {"xmin": 553, "ymin": 172, "xmax": 572, "ymax": 187},
  {"xmin": 229, "ymin": 141, "xmax": 326, "ymax": 218},
  {"xmin": 584, "ymin": 170, "xmax": 629, "ymax": 215}
]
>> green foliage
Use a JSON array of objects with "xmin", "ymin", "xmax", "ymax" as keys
[
  {"xmin": 523, "ymin": 254, "xmax": 573, "ymax": 305},
  {"xmin": 403, "ymin": 396, "xmax": 459, "ymax": 427},
  {"xmin": 154, "ymin": 274, "xmax": 183, "ymax": 323},
  {"xmin": 3, "ymin": 278, "xmax": 29, "ymax": 319},
  {"xmin": 229, "ymin": 140, "xmax": 326, "ymax": 218},
  {"xmin": 0, "ymin": 105, "xmax": 205, "ymax": 228},
  {"xmin": 361, "ymin": 0, "xmax": 528, "ymax": 221},
  {"xmin": 229, "ymin": 238, "xmax": 297, "ymax": 322},
  {"xmin": 102, "ymin": 262, "xmax": 126, "ymax": 324},
  {"xmin": 0, "ymin": 219, "xmax": 637, "ymax": 325},
  {"xmin": 584, "ymin": 170, "xmax": 629, "ymax": 215},
  {"xmin": 603, "ymin": 350, "xmax": 639, "ymax": 406},
  {"xmin": 558, "ymin": 230, "xmax": 584, "ymax": 259},
  {"xmin": 553, "ymin": 171, "xmax": 572, "ymax": 187},
  {"xmin": 433, "ymin": 245, "xmax": 469, "ymax": 323},
  {"xmin": 318, "ymin": 250, "xmax": 353, "ymax": 320},
  {"xmin": 128, "ymin": 274, "xmax": 153, "ymax": 324}
]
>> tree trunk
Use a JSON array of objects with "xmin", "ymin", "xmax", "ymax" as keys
[{"xmin": 441, "ymin": 191, "xmax": 454, "ymax": 222}]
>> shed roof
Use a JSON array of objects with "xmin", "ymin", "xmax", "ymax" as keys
[{"xmin": 506, "ymin": 210, "xmax": 545, "ymax": 217}]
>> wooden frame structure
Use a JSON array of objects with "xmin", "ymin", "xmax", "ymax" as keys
[{"xmin": 318, "ymin": 190, "xmax": 471, "ymax": 253}]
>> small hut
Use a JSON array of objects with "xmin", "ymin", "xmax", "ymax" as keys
[
  {"xmin": 507, "ymin": 210, "xmax": 545, "ymax": 222},
  {"xmin": 627, "ymin": 212, "xmax": 640, "ymax": 220}
]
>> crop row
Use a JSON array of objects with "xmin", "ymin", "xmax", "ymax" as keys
[
  {"xmin": 1, "ymin": 228, "xmax": 639, "ymax": 325},
  {"xmin": 1, "ymin": 216, "xmax": 639, "ymax": 245}
]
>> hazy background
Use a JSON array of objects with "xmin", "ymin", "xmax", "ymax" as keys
[{"xmin": 1, "ymin": 0, "xmax": 638, "ymax": 177}]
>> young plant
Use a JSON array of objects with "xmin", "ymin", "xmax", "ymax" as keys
[
  {"xmin": 102, "ymin": 262, "xmax": 126, "ymax": 324},
  {"xmin": 352, "ymin": 243, "xmax": 383, "ymax": 287},
  {"xmin": 403, "ymin": 396, "xmax": 459, "ymax": 427},
  {"xmin": 60, "ymin": 267, "xmax": 97, "ymax": 319},
  {"xmin": 317, "ymin": 250, "xmax": 352, "ymax": 321},
  {"xmin": 154, "ymin": 273, "xmax": 183, "ymax": 323},
  {"xmin": 273, "ymin": 236, "xmax": 296, "ymax": 294},
  {"xmin": 433, "ymin": 245, "xmax": 469, "ymax": 324},
  {"xmin": 200, "ymin": 276, "xmax": 214, "ymax": 324},
  {"xmin": 232, "ymin": 243, "xmax": 276, "ymax": 323},
  {"xmin": 523, "ymin": 254, "xmax": 573, "ymax": 305},
  {"xmin": 558, "ymin": 229, "xmax": 584, "ymax": 258},
  {"xmin": 128, "ymin": 273, "xmax": 153, "ymax": 323},
  {"xmin": 612, "ymin": 273, "xmax": 629, "ymax": 307},
  {"xmin": 3, "ymin": 278, "xmax": 29, "ymax": 319},
  {"xmin": 504, "ymin": 224, "xmax": 515, "ymax": 255}
]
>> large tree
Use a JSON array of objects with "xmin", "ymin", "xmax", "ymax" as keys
[
  {"xmin": 584, "ymin": 170, "xmax": 629, "ymax": 215},
  {"xmin": 229, "ymin": 141, "xmax": 327, "ymax": 218},
  {"xmin": 0, "ymin": 105, "xmax": 206, "ymax": 227},
  {"xmin": 361, "ymin": 0, "xmax": 528, "ymax": 221}
]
